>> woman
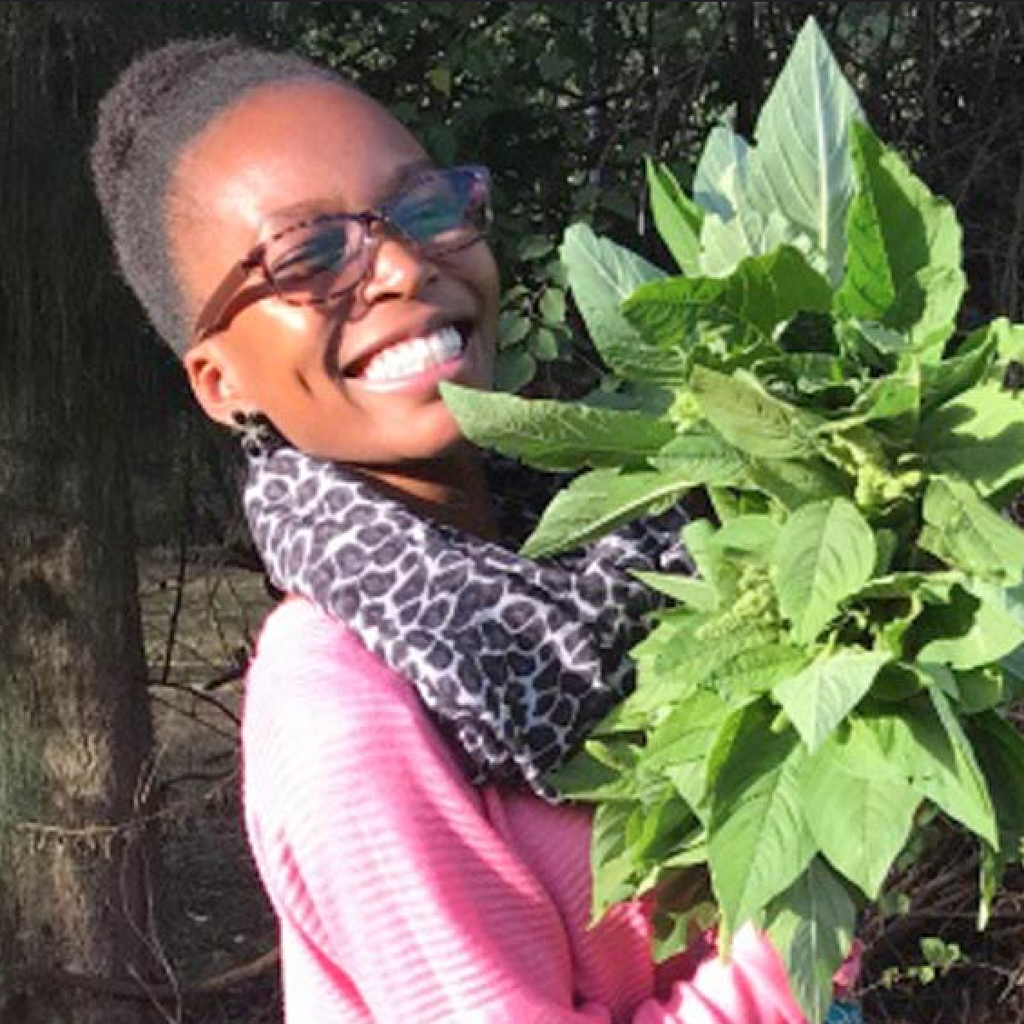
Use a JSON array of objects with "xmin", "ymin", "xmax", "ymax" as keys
[{"xmin": 90, "ymin": 36, "xmax": 848, "ymax": 1024}]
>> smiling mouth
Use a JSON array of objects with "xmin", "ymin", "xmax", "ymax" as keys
[{"xmin": 345, "ymin": 322, "xmax": 471, "ymax": 383}]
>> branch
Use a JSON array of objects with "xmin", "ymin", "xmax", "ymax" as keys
[
  {"xmin": 148, "ymin": 680, "xmax": 241, "ymax": 729},
  {"xmin": 158, "ymin": 418, "xmax": 194, "ymax": 691},
  {"xmin": 13, "ymin": 947, "xmax": 280, "ymax": 1004}
]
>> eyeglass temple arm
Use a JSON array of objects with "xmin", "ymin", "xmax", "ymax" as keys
[{"xmin": 190, "ymin": 255, "xmax": 264, "ymax": 346}]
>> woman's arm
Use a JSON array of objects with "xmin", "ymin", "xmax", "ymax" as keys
[
  {"xmin": 243, "ymin": 599, "xmax": 809, "ymax": 1024},
  {"xmin": 243, "ymin": 599, "xmax": 621, "ymax": 1023}
]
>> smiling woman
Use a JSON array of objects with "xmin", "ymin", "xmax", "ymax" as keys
[
  {"xmin": 90, "ymin": 36, "xmax": 830, "ymax": 1024},
  {"xmin": 173, "ymin": 75, "xmax": 500, "ymax": 485}
]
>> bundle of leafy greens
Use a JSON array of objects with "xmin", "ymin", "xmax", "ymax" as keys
[{"xmin": 442, "ymin": 17, "xmax": 1024, "ymax": 1022}]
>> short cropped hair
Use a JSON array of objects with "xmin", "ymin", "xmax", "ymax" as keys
[{"xmin": 90, "ymin": 37, "xmax": 335, "ymax": 354}]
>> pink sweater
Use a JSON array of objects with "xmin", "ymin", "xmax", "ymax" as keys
[{"xmin": 242, "ymin": 597, "xmax": 810, "ymax": 1023}]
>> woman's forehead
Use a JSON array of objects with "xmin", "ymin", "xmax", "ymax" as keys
[{"xmin": 182, "ymin": 78, "xmax": 428, "ymax": 232}]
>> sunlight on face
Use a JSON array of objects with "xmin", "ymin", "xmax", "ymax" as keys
[{"xmin": 177, "ymin": 79, "xmax": 500, "ymax": 467}]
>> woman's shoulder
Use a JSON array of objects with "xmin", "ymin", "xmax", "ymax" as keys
[
  {"xmin": 250, "ymin": 596, "xmax": 397, "ymax": 681},
  {"xmin": 244, "ymin": 596, "xmax": 426, "ymax": 738},
  {"xmin": 241, "ymin": 596, "xmax": 488, "ymax": 841},
  {"xmin": 252, "ymin": 593, "xmax": 362, "ymax": 654}
]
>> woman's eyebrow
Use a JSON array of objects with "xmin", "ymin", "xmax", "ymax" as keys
[
  {"xmin": 385, "ymin": 157, "xmax": 438, "ymax": 194},
  {"xmin": 265, "ymin": 158, "xmax": 440, "ymax": 226}
]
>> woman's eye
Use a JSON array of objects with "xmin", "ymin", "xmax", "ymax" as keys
[
  {"xmin": 398, "ymin": 201, "xmax": 460, "ymax": 238},
  {"xmin": 271, "ymin": 225, "xmax": 350, "ymax": 280}
]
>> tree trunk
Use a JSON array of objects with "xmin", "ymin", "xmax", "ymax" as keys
[{"xmin": 0, "ymin": 428, "xmax": 155, "ymax": 1024}]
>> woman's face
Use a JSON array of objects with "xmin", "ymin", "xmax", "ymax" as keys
[{"xmin": 175, "ymin": 78, "xmax": 500, "ymax": 466}]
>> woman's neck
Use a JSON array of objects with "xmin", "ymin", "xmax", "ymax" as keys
[{"xmin": 354, "ymin": 443, "xmax": 500, "ymax": 542}]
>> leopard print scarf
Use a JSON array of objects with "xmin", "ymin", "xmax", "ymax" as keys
[{"xmin": 242, "ymin": 436, "xmax": 692, "ymax": 800}]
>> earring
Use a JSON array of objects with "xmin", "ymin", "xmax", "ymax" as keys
[{"xmin": 230, "ymin": 409, "xmax": 280, "ymax": 458}]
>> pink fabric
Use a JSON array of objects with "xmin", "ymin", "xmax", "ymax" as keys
[{"xmin": 242, "ymin": 597, "xmax": 809, "ymax": 1023}]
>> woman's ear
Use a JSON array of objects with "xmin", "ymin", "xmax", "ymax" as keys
[{"xmin": 182, "ymin": 340, "xmax": 245, "ymax": 428}]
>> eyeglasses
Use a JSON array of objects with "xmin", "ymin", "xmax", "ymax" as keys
[{"xmin": 191, "ymin": 164, "xmax": 492, "ymax": 345}]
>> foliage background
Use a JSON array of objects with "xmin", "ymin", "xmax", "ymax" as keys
[{"xmin": 5, "ymin": 3, "xmax": 1024, "ymax": 1022}]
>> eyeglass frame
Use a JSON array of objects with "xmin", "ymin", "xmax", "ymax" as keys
[{"xmin": 189, "ymin": 164, "xmax": 493, "ymax": 347}]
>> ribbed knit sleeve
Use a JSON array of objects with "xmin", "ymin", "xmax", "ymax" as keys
[{"xmin": 242, "ymin": 598, "xmax": 809, "ymax": 1024}]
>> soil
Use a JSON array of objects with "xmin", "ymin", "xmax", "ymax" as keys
[{"xmin": 139, "ymin": 547, "xmax": 280, "ymax": 1024}]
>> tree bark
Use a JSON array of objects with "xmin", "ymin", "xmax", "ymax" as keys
[{"xmin": 0, "ymin": 429, "xmax": 156, "ymax": 1024}]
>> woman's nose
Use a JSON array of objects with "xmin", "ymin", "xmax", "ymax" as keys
[{"xmin": 358, "ymin": 229, "xmax": 439, "ymax": 304}]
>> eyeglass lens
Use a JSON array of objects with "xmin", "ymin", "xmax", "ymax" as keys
[{"xmin": 262, "ymin": 168, "xmax": 489, "ymax": 307}]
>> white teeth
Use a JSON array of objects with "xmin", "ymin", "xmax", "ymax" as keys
[{"xmin": 361, "ymin": 325, "xmax": 465, "ymax": 382}]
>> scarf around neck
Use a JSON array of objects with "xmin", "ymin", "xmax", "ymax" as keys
[{"xmin": 243, "ymin": 439, "xmax": 693, "ymax": 800}]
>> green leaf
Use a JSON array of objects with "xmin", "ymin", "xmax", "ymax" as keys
[
  {"xmin": 775, "ymin": 649, "xmax": 889, "ymax": 753},
  {"xmin": 547, "ymin": 747, "xmax": 632, "ymax": 803},
  {"xmin": 630, "ymin": 572, "xmax": 718, "ymax": 612},
  {"xmin": 640, "ymin": 689, "xmax": 731, "ymax": 818},
  {"xmin": 694, "ymin": 124, "xmax": 752, "ymax": 219},
  {"xmin": 773, "ymin": 499, "xmax": 877, "ymax": 643},
  {"xmin": 583, "ymin": 381, "xmax": 674, "ymax": 417},
  {"xmin": 967, "ymin": 711, "xmax": 1024, "ymax": 896},
  {"xmin": 617, "ymin": 617, "xmax": 705, "ymax": 724},
  {"xmin": 651, "ymin": 902, "xmax": 719, "ymax": 965},
  {"xmin": 800, "ymin": 721, "xmax": 919, "ymax": 896},
  {"xmin": 712, "ymin": 514, "xmax": 782, "ymax": 555},
  {"xmin": 920, "ymin": 937, "xmax": 965, "ymax": 971},
  {"xmin": 515, "ymin": 235, "xmax": 555, "ymax": 261},
  {"xmin": 701, "ymin": 208, "xmax": 810, "ymax": 281},
  {"xmin": 427, "ymin": 63, "xmax": 452, "ymax": 96},
  {"xmin": 748, "ymin": 18, "xmax": 863, "ymax": 284},
  {"xmin": 498, "ymin": 311, "xmax": 533, "ymax": 348},
  {"xmin": 539, "ymin": 287, "xmax": 567, "ymax": 324},
  {"xmin": 623, "ymin": 246, "xmax": 832, "ymax": 356},
  {"xmin": 837, "ymin": 122, "xmax": 965, "ymax": 352},
  {"xmin": 988, "ymin": 317, "xmax": 1024, "ymax": 365},
  {"xmin": 852, "ymin": 320, "xmax": 911, "ymax": 357},
  {"xmin": 625, "ymin": 791, "xmax": 698, "ymax": 865},
  {"xmin": 645, "ymin": 157, "xmax": 703, "ymax": 276},
  {"xmin": 864, "ymin": 695, "xmax": 998, "ymax": 847},
  {"xmin": 681, "ymin": 518, "xmax": 739, "ymax": 593},
  {"xmin": 706, "ymin": 486, "xmax": 774, "ymax": 523},
  {"xmin": 921, "ymin": 383, "xmax": 1024, "ymax": 499},
  {"xmin": 560, "ymin": 223, "xmax": 688, "ymax": 383},
  {"xmin": 969, "ymin": 711, "xmax": 1024, "ymax": 840},
  {"xmin": 757, "ymin": 351, "xmax": 852, "ymax": 393},
  {"xmin": 649, "ymin": 423, "xmax": 746, "ymax": 483},
  {"xmin": 979, "ymin": 843, "xmax": 1001, "ymax": 931},
  {"xmin": 583, "ymin": 737, "xmax": 643, "ymax": 775},
  {"xmin": 707, "ymin": 641, "xmax": 810, "ymax": 700},
  {"xmin": 637, "ymin": 618, "xmax": 784, "ymax": 702},
  {"xmin": 919, "ymin": 476, "xmax": 1024, "ymax": 581},
  {"xmin": 440, "ymin": 384, "xmax": 673, "ymax": 471},
  {"xmin": 953, "ymin": 666, "xmax": 1010, "ymax": 715},
  {"xmin": 591, "ymin": 802, "xmax": 639, "ymax": 918},
  {"xmin": 829, "ymin": 371, "xmax": 921, "ymax": 434},
  {"xmin": 689, "ymin": 627, "xmax": 794, "ymax": 696},
  {"xmin": 765, "ymin": 858, "xmax": 858, "ymax": 1024},
  {"xmin": 920, "ymin": 323, "xmax": 997, "ymax": 412},
  {"xmin": 689, "ymin": 366, "xmax": 816, "ymax": 460},
  {"xmin": 521, "ymin": 468, "xmax": 691, "ymax": 558},
  {"xmin": 530, "ymin": 327, "xmax": 561, "ymax": 362},
  {"xmin": 745, "ymin": 457, "xmax": 851, "ymax": 510},
  {"xmin": 493, "ymin": 349, "xmax": 535, "ymax": 393},
  {"xmin": 922, "ymin": 687, "xmax": 999, "ymax": 848},
  {"xmin": 914, "ymin": 584, "xmax": 1024, "ymax": 671},
  {"xmin": 853, "ymin": 571, "xmax": 963, "ymax": 602},
  {"xmin": 707, "ymin": 702, "xmax": 816, "ymax": 933}
]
